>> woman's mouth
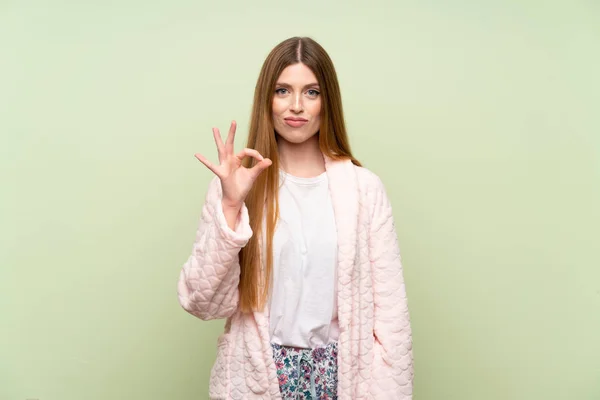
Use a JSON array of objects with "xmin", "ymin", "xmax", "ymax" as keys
[{"xmin": 284, "ymin": 118, "xmax": 308, "ymax": 128}]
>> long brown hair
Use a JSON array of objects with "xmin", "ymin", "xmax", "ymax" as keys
[{"xmin": 239, "ymin": 36, "xmax": 361, "ymax": 313}]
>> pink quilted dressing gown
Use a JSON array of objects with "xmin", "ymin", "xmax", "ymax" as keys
[{"xmin": 178, "ymin": 156, "xmax": 414, "ymax": 399}]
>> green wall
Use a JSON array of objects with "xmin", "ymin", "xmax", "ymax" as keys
[{"xmin": 2, "ymin": 1, "xmax": 598, "ymax": 399}]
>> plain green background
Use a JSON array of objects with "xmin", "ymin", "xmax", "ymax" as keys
[{"xmin": 2, "ymin": 1, "xmax": 599, "ymax": 399}]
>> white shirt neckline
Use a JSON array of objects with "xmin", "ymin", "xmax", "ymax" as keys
[{"xmin": 279, "ymin": 169, "xmax": 327, "ymax": 186}]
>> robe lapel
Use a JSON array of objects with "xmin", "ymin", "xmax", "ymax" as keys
[
  {"xmin": 324, "ymin": 155, "xmax": 359, "ymax": 394},
  {"xmin": 324, "ymin": 156, "xmax": 359, "ymax": 327}
]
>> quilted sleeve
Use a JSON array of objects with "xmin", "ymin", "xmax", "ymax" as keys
[
  {"xmin": 177, "ymin": 176, "xmax": 252, "ymax": 320},
  {"xmin": 368, "ymin": 176, "xmax": 414, "ymax": 399}
]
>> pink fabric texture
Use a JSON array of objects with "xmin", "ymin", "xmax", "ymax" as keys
[{"xmin": 177, "ymin": 157, "xmax": 414, "ymax": 399}]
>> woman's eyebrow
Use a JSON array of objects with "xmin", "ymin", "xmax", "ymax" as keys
[{"xmin": 275, "ymin": 82, "xmax": 320, "ymax": 89}]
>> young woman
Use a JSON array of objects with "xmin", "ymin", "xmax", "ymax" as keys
[{"xmin": 177, "ymin": 36, "xmax": 414, "ymax": 399}]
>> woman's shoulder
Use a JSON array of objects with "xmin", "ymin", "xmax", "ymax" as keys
[
  {"xmin": 325, "ymin": 157, "xmax": 389, "ymax": 195},
  {"xmin": 352, "ymin": 164, "xmax": 387, "ymax": 193}
]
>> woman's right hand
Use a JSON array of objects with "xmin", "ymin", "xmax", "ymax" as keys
[{"xmin": 195, "ymin": 120, "xmax": 272, "ymax": 210}]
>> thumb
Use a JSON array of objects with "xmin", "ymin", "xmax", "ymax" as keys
[{"xmin": 249, "ymin": 158, "xmax": 272, "ymax": 179}]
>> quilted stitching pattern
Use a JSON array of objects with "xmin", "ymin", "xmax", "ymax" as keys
[
  {"xmin": 178, "ymin": 160, "xmax": 414, "ymax": 399},
  {"xmin": 178, "ymin": 176, "xmax": 252, "ymax": 321},
  {"xmin": 366, "ymin": 171, "xmax": 414, "ymax": 398}
]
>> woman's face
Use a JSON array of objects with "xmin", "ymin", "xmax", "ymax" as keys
[{"xmin": 272, "ymin": 63, "xmax": 321, "ymax": 145}]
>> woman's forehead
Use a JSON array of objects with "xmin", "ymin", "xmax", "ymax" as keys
[{"xmin": 277, "ymin": 63, "xmax": 318, "ymax": 85}]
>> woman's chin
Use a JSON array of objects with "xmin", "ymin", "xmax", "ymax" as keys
[{"xmin": 276, "ymin": 130, "xmax": 319, "ymax": 146}]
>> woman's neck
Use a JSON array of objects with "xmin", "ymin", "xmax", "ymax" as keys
[{"xmin": 277, "ymin": 134, "xmax": 325, "ymax": 178}]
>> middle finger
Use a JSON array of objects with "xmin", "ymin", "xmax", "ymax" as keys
[{"xmin": 225, "ymin": 120, "xmax": 236, "ymax": 154}]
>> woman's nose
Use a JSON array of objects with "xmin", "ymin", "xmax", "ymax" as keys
[{"xmin": 290, "ymin": 94, "xmax": 303, "ymax": 112}]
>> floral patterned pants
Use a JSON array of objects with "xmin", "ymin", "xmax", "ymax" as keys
[{"xmin": 271, "ymin": 341, "xmax": 338, "ymax": 399}]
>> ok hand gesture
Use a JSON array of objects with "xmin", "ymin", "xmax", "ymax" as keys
[{"xmin": 195, "ymin": 120, "xmax": 272, "ymax": 209}]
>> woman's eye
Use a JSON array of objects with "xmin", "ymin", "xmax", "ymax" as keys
[
  {"xmin": 275, "ymin": 88, "xmax": 288, "ymax": 95},
  {"xmin": 307, "ymin": 89, "xmax": 320, "ymax": 96}
]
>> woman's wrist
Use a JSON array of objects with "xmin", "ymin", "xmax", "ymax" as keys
[{"xmin": 222, "ymin": 201, "xmax": 242, "ymax": 230}]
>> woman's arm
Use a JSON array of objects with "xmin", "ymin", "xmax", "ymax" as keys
[
  {"xmin": 368, "ymin": 176, "xmax": 414, "ymax": 398},
  {"xmin": 177, "ymin": 176, "xmax": 252, "ymax": 320}
]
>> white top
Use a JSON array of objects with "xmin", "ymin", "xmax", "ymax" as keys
[{"xmin": 268, "ymin": 169, "xmax": 339, "ymax": 349}]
